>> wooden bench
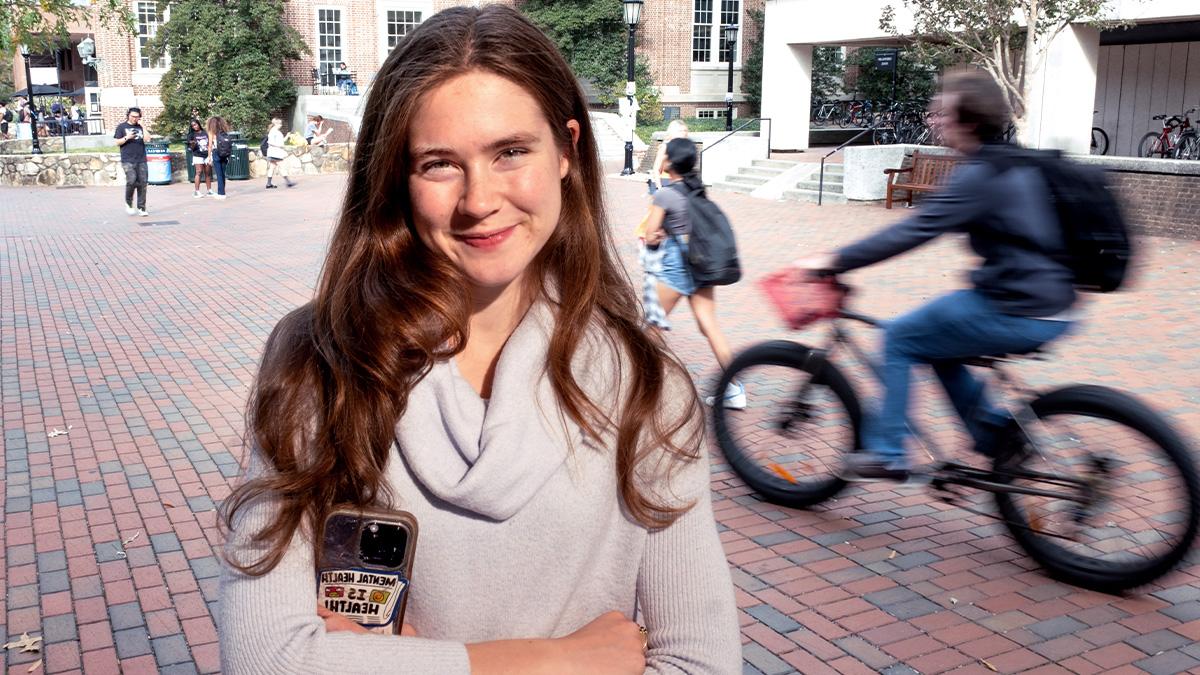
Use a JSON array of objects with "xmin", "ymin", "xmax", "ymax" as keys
[{"xmin": 884, "ymin": 150, "xmax": 960, "ymax": 208}]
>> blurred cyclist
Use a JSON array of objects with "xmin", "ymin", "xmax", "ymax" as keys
[{"xmin": 798, "ymin": 72, "xmax": 1077, "ymax": 481}]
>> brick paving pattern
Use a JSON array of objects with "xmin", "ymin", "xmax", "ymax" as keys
[{"xmin": 2, "ymin": 174, "xmax": 1199, "ymax": 674}]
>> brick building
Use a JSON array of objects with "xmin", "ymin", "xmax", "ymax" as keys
[{"xmin": 9, "ymin": 0, "xmax": 761, "ymax": 136}]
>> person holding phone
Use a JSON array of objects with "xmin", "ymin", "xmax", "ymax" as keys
[
  {"xmin": 113, "ymin": 107, "xmax": 148, "ymax": 216},
  {"xmin": 217, "ymin": 6, "xmax": 739, "ymax": 675}
]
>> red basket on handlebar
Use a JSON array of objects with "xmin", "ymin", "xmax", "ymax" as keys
[{"xmin": 758, "ymin": 267, "xmax": 847, "ymax": 330}]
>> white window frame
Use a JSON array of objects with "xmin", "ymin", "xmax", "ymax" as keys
[
  {"xmin": 696, "ymin": 108, "xmax": 736, "ymax": 120},
  {"xmin": 315, "ymin": 5, "xmax": 345, "ymax": 86},
  {"xmin": 378, "ymin": 0, "xmax": 431, "ymax": 61},
  {"xmin": 134, "ymin": 0, "xmax": 169, "ymax": 71},
  {"xmin": 691, "ymin": 0, "xmax": 741, "ymax": 69}
]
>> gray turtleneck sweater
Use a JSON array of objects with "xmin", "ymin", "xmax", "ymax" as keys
[{"xmin": 218, "ymin": 303, "xmax": 741, "ymax": 674}]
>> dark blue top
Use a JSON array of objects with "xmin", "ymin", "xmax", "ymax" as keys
[{"xmin": 836, "ymin": 145, "xmax": 1075, "ymax": 317}]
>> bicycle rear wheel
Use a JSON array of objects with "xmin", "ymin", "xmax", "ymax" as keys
[
  {"xmin": 994, "ymin": 385, "xmax": 1200, "ymax": 593},
  {"xmin": 1090, "ymin": 127, "xmax": 1109, "ymax": 155},
  {"xmin": 711, "ymin": 341, "xmax": 862, "ymax": 508},
  {"xmin": 1176, "ymin": 133, "xmax": 1199, "ymax": 160}
]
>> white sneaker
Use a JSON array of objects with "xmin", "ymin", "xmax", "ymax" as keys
[
  {"xmin": 705, "ymin": 381, "xmax": 747, "ymax": 410},
  {"xmin": 125, "ymin": 205, "xmax": 137, "ymax": 215},
  {"xmin": 137, "ymin": 209, "xmax": 148, "ymax": 216},
  {"xmin": 212, "ymin": 194, "xmax": 227, "ymax": 200},
  {"xmin": 207, "ymin": 190, "xmax": 215, "ymax": 196},
  {"xmin": 193, "ymin": 190, "xmax": 202, "ymax": 198}
]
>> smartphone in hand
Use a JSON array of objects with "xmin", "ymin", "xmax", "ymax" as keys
[{"xmin": 318, "ymin": 507, "xmax": 419, "ymax": 635}]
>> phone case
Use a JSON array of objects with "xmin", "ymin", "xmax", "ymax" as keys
[{"xmin": 317, "ymin": 507, "xmax": 419, "ymax": 635}]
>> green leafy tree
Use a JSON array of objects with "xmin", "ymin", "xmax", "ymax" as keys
[
  {"xmin": 1, "ymin": 0, "xmax": 134, "ymax": 54},
  {"xmin": 741, "ymin": 7, "xmax": 764, "ymax": 114},
  {"xmin": 519, "ymin": 0, "xmax": 660, "ymax": 123},
  {"xmin": 812, "ymin": 47, "xmax": 844, "ymax": 101},
  {"xmin": 145, "ymin": 0, "xmax": 308, "ymax": 139},
  {"xmin": 846, "ymin": 47, "xmax": 943, "ymax": 103},
  {"xmin": 0, "ymin": 49, "xmax": 14, "ymax": 97},
  {"xmin": 880, "ymin": 0, "xmax": 1117, "ymax": 127}
]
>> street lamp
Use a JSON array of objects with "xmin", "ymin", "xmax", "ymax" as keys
[
  {"xmin": 76, "ymin": 37, "xmax": 99, "ymax": 68},
  {"xmin": 18, "ymin": 45, "xmax": 43, "ymax": 154},
  {"xmin": 620, "ymin": 0, "xmax": 643, "ymax": 176},
  {"xmin": 723, "ymin": 24, "xmax": 739, "ymax": 132}
]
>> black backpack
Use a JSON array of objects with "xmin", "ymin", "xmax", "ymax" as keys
[
  {"xmin": 671, "ymin": 182, "xmax": 742, "ymax": 287},
  {"xmin": 981, "ymin": 146, "xmax": 1131, "ymax": 293},
  {"xmin": 259, "ymin": 137, "xmax": 269, "ymax": 157},
  {"xmin": 215, "ymin": 132, "xmax": 233, "ymax": 160},
  {"xmin": 2, "ymin": 108, "xmax": 12, "ymax": 123}
]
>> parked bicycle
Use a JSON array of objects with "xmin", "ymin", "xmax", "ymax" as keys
[
  {"xmin": 1138, "ymin": 108, "xmax": 1195, "ymax": 159},
  {"xmin": 712, "ymin": 276, "xmax": 1200, "ymax": 593},
  {"xmin": 1091, "ymin": 111, "xmax": 1109, "ymax": 156}
]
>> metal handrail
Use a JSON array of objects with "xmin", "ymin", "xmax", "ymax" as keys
[
  {"xmin": 818, "ymin": 120, "xmax": 884, "ymax": 205},
  {"xmin": 700, "ymin": 117, "xmax": 772, "ymax": 160}
]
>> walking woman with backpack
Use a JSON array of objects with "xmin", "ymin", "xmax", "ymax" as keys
[
  {"xmin": 264, "ymin": 117, "xmax": 295, "ymax": 189},
  {"xmin": 641, "ymin": 138, "xmax": 745, "ymax": 409},
  {"xmin": 206, "ymin": 116, "xmax": 231, "ymax": 200}
]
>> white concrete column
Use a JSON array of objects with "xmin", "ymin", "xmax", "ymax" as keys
[
  {"xmin": 1025, "ymin": 23, "xmax": 1101, "ymax": 154},
  {"xmin": 761, "ymin": 3, "xmax": 812, "ymax": 151}
]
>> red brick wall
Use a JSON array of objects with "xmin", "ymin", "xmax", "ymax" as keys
[{"xmin": 1108, "ymin": 171, "xmax": 1200, "ymax": 241}]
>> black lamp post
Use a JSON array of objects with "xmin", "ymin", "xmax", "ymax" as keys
[
  {"xmin": 19, "ymin": 44, "xmax": 43, "ymax": 155},
  {"xmin": 620, "ymin": 0, "xmax": 642, "ymax": 176},
  {"xmin": 723, "ymin": 24, "xmax": 739, "ymax": 132}
]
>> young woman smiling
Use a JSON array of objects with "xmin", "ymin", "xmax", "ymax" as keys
[{"xmin": 217, "ymin": 6, "xmax": 740, "ymax": 675}]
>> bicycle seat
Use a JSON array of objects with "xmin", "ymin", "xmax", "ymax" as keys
[
  {"xmin": 1153, "ymin": 114, "xmax": 1167, "ymax": 120},
  {"xmin": 962, "ymin": 347, "xmax": 1047, "ymax": 368}
]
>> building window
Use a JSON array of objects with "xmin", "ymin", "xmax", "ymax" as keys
[
  {"xmin": 317, "ymin": 8, "xmax": 343, "ymax": 84},
  {"xmin": 386, "ymin": 9, "xmax": 423, "ymax": 51},
  {"xmin": 692, "ymin": 0, "xmax": 739, "ymax": 65},
  {"xmin": 663, "ymin": 106, "xmax": 681, "ymax": 121},
  {"xmin": 696, "ymin": 108, "xmax": 734, "ymax": 119},
  {"xmin": 136, "ymin": 1, "xmax": 166, "ymax": 70}
]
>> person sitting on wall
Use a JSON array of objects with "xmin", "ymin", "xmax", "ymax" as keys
[
  {"xmin": 304, "ymin": 115, "xmax": 332, "ymax": 147},
  {"xmin": 333, "ymin": 61, "xmax": 358, "ymax": 96}
]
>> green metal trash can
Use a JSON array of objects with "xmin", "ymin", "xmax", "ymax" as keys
[
  {"xmin": 185, "ymin": 147, "xmax": 196, "ymax": 183},
  {"xmin": 146, "ymin": 142, "xmax": 172, "ymax": 185},
  {"xmin": 225, "ymin": 131, "xmax": 250, "ymax": 180}
]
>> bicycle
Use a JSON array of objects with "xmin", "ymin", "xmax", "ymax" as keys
[
  {"xmin": 1138, "ymin": 109, "xmax": 1194, "ymax": 158},
  {"xmin": 711, "ymin": 275, "xmax": 1200, "ymax": 593},
  {"xmin": 1091, "ymin": 112, "xmax": 1109, "ymax": 155}
]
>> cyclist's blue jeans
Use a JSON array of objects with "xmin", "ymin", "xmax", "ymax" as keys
[{"xmin": 863, "ymin": 289, "xmax": 1073, "ymax": 465}]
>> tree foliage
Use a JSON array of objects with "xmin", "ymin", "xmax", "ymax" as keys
[
  {"xmin": 145, "ymin": 0, "xmax": 308, "ymax": 139},
  {"xmin": 0, "ymin": 49, "xmax": 14, "ymax": 97},
  {"xmin": 1, "ymin": 0, "xmax": 134, "ymax": 54},
  {"xmin": 519, "ymin": 0, "xmax": 660, "ymax": 123},
  {"xmin": 812, "ymin": 47, "xmax": 844, "ymax": 101},
  {"xmin": 846, "ymin": 47, "xmax": 945, "ymax": 102},
  {"xmin": 741, "ymin": 7, "xmax": 764, "ymax": 115},
  {"xmin": 881, "ymin": 0, "xmax": 1116, "ymax": 122}
]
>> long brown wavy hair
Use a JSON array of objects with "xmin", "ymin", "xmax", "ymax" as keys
[{"xmin": 223, "ymin": 4, "xmax": 702, "ymax": 575}]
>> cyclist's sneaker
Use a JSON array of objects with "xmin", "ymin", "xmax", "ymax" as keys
[
  {"xmin": 841, "ymin": 452, "xmax": 910, "ymax": 482},
  {"xmin": 704, "ymin": 381, "xmax": 747, "ymax": 410}
]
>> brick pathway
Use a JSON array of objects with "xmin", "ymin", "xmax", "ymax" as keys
[{"xmin": 2, "ymin": 174, "xmax": 1199, "ymax": 674}]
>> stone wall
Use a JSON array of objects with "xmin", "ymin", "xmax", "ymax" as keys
[
  {"xmin": 245, "ymin": 143, "xmax": 352, "ymax": 178},
  {"xmin": 1108, "ymin": 172, "xmax": 1200, "ymax": 241},
  {"xmin": 0, "ymin": 153, "xmax": 186, "ymax": 187}
]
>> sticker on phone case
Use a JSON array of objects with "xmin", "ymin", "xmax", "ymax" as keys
[{"xmin": 317, "ymin": 568, "xmax": 408, "ymax": 627}]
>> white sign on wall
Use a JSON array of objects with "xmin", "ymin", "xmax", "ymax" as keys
[{"xmin": 31, "ymin": 67, "xmax": 59, "ymax": 86}]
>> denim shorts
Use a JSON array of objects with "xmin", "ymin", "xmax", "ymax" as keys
[{"xmin": 658, "ymin": 235, "xmax": 696, "ymax": 296}]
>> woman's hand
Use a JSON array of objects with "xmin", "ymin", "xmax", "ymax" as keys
[
  {"xmin": 317, "ymin": 604, "xmax": 418, "ymax": 636},
  {"xmin": 551, "ymin": 611, "xmax": 646, "ymax": 675},
  {"xmin": 644, "ymin": 228, "xmax": 666, "ymax": 247}
]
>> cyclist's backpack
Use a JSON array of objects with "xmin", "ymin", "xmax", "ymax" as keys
[
  {"xmin": 215, "ymin": 131, "xmax": 233, "ymax": 160},
  {"xmin": 259, "ymin": 137, "xmax": 269, "ymax": 157},
  {"xmin": 2, "ymin": 108, "xmax": 12, "ymax": 123},
  {"xmin": 981, "ymin": 146, "xmax": 1131, "ymax": 293},
  {"xmin": 670, "ymin": 182, "xmax": 741, "ymax": 287}
]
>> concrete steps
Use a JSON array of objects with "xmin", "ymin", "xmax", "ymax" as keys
[
  {"xmin": 783, "ymin": 164, "xmax": 846, "ymax": 204},
  {"xmin": 712, "ymin": 158, "xmax": 798, "ymax": 194}
]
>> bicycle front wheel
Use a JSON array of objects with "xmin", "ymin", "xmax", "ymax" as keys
[
  {"xmin": 711, "ymin": 341, "xmax": 862, "ymax": 508},
  {"xmin": 1176, "ymin": 133, "xmax": 1199, "ymax": 160},
  {"xmin": 994, "ymin": 385, "xmax": 1200, "ymax": 593},
  {"xmin": 1138, "ymin": 132, "xmax": 1167, "ymax": 158},
  {"xmin": 1090, "ymin": 127, "xmax": 1109, "ymax": 155}
]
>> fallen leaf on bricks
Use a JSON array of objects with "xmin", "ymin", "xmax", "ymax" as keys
[
  {"xmin": 981, "ymin": 659, "xmax": 997, "ymax": 671},
  {"xmin": 2, "ymin": 633, "xmax": 43, "ymax": 653},
  {"xmin": 122, "ymin": 531, "xmax": 142, "ymax": 546},
  {"xmin": 888, "ymin": 549, "xmax": 897, "ymax": 559},
  {"xmin": 47, "ymin": 425, "xmax": 74, "ymax": 438},
  {"xmin": 162, "ymin": 501, "xmax": 176, "ymax": 508},
  {"xmin": 28, "ymin": 659, "xmax": 42, "ymax": 673}
]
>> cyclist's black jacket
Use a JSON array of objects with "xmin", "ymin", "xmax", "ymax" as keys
[{"xmin": 834, "ymin": 143, "xmax": 1075, "ymax": 317}]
